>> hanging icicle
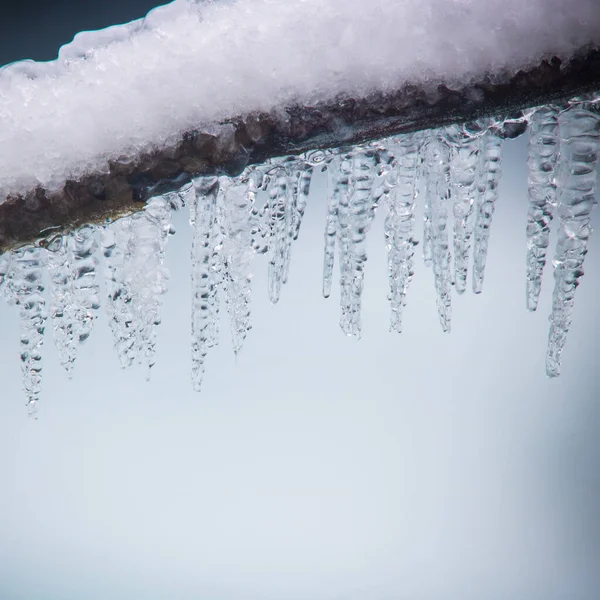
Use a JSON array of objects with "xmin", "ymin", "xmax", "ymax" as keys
[
  {"xmin": 424, "ymin": 134, "xmax": 453, "ymax": 332},
  {"xmin": 472, "ymin": 130, "xmax": 504, "ymax": 294},
  {"xmin": 338, "ymin": 147, "xmax": 379, "ymax": 337},
  {"xmin": 6, "ymin": 247, "xmax": 47, "ymax": 413},
  {"xmin": 546, "ymin": 103, "xmax": 600, "ymax": 377},
  {"xmin": 526, "ymin": 105, "xmax": 560, "ymax": 311},
  {"xmin": 445, "ymin": 123, "xmax": 483, "ymax": 294},
  {"xmin": 218, "ymin": 175, "xmax": 255, "ymax": 355},
  {"xmin": 190, "ymin": 176, "xmax": 221, "ymax": 391},
  {"xmin": 384, "ymin": 133, "xmax": 422, "ymax": 333},
  {"xmin": 102, "ymin": 195, "xmax": 172, "ymax": 375}
]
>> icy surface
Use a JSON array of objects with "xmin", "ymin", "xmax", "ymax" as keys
[
  {"xmin": 1, "ymin": 0, "xmax": 600, "ymax": 198},
  {"xmin": 1, "ymin": 100, "xmax": 599, "ymax": 406}
]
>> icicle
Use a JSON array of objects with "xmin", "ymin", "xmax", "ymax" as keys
[
  {"xmin": 248, "ymin": 168, "xmax": 270, "ymax": 255},
  {"xmin": 218, "ymin": 176, "xmax": 254, "ymax": 355},
  {"xmin": 190, "ymin": 176, "xmax": 221, "ymax": 391},
  {"xmin": 45, "ymin": 226, "xmax": 99, "ymax": 375},
  {"xmin": 546, "ymin": 105, "xmax": 600, "ymax": 377},
  {"xmin": 102, "ymin": 218, "xmax": 136, "ymax": 369},
  {"xmin": 445, "ymin": 124, "xmax": 482, "ymax": 294},
  {"xmin": 292, "ymin": 163, "xmax": 313, "ymax": 242},
  {"xmin": 472, "ymin": 131, "xmax": 503, "ymax": 294},
  {"xmin": 423, "ymin": 135, "xmax": 452, "ymax": 332},
  {"xmin": 46, "ymin": 235, "xmax": 77, "ymax": 375},
  {"xmin": 526, "ymin": 106, "xmax": 560, "ymax": 311},
  {"xmin": 322, "ymin": 153, "xmax": 349, "ymax": 299},
  {"xmin": 7, "ymin": 247, "xmax": 47, "ymax": 413},
  {"xmin": 338, "ymin": 147, "xmax": 378, "ymax": 337},
  {"xmin": 385, "ymin": 133, "xmax": 421, "ymax": 333},
  {"xmin": 265, "ymin": 167, "xmax": 294, "ymax": 304},
  {"xmin": 102, "ymin": 196, "xmax": 171, "ymax": 375},
  {"xmin": 70, "ymin": 226, "xmax": 100, "ymax": 346}
]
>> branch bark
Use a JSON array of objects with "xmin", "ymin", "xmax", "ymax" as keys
[{"xmin": 1, "ymin": 46, "xmax": 599, "ymax": 252}]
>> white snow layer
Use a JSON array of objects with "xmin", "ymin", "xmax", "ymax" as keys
[{"xmin": 0, "ymin": 0, "xmax": 599, "ymax": 199}]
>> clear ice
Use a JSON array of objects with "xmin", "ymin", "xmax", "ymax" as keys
[
  {"xmin": 526, "ymin": 106, "xmax": 560, "ymax": 312},
  {"xmin": 102, "ymin": 194, "xmax": 172, "ymax": 376},
  {"xmin": 46, "ymin": 226, "xmax": 100, "ymax": 376},
  {"xmin": 546, "ymin": 103, "xmax": 600, "ymax": 377},
  {"xmin": 1, "ymin": 97, "xmax": 599, "ymax": 407}
]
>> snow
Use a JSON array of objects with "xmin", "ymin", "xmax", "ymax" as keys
[{"xmin": 1, "ymin": 0, "xmax": 600, "ymax": 200}]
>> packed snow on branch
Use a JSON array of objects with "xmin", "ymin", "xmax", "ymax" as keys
[
  {"xmin": 0, "ymin": 97, "xmax": 598, "ymax": 411},
  {"xmin": 1, "ymin": 0, "xmax": 599, "ymax": 200}
]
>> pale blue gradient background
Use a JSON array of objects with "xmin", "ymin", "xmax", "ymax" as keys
[
  {"xmin": 0, "ymin": 136, "xmax": 599, "ymax": 599},
  {"xmin": 1, "ymin": 1, "xmax": 599, "ymax": 598}
]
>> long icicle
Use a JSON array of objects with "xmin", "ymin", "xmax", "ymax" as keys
[
  {"xmin": 425, "ymin": 135, "xmax": 453, "ymax": 332},
  {"xmin": 526, "ymin": 106, "xmax": 560, "ymax": 311},
  {"xmin": 46, "ymin": 234, "xmax": 77, "ymax": 375},
  {"xmin": 190, "ymin": 176, "xmax": 220, "ymax": 391},
  {"xmin": 546, "ymin": 104, "xmax": 600, "ymax": 377},
  {"xmin": 266, "ymin": 167, "xmax": 294, "ymax": 303},
  {"xmin": 322, "ymin": 152, "xmax": 350, "ymax": 298},
  {"xmin": 218, "ymin": 176, "xmax": 254, "ymax": 355},
  {"xmin": 339, "ymin": 148, "xmax": 378, "ymax": 337},
  {"xmin": 9, "ymin": 247, "xmax": 47, "ymax": 413},
  {"xmin": 446, "ymin": 124, "xmax": 482, "ymax": 294},
  {"xmin": 472, "ymin": 131, "xmax": 504, "ymax": 294},
  {"xmin": 385, "ymin": 133, "xmax": 421, "ymax": 333}
]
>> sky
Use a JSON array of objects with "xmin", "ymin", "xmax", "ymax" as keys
[{"xmin": 0, "ymin": 2, "xmax": 599, "ymax": 600}]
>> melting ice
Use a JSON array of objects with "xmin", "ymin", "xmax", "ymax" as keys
[{"xmin": 0, "ymin": 99, "xmax": 598, "ymax": 409}]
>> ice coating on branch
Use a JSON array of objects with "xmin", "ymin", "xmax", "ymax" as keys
[
  {"xmin": 384, "ymin": 134, "xmax": 421, "ymax": 333},
  {"xmin": 1, "ymin": 0, "xmax": 600, "ymax": 198},
  {"xmin": 4, "ymin": 248, "xmax": 47, "ymax": 412},
  {"xmin": 46, "ymin": 226, "xmax": 100, "ymax": 375},
  {"xmin": 526, "ymin": 106, "xmax": 560, "ymax": 311},
  {"xmin": 102, "ymin": 195, "xmax": 172, "ymax": 374},
  {"xmin": 546, "ymin": 104, "xmax": 600, "ymax": 377},
  {"xmin": 446, "ymin": 124, "xmax": 482, "ymax": 294},
  {"xmin": 190, "ymin": 176, "xmax": 221, "ymax": 391},
  {"xmin": 472, "ymin": 132, "xmax": 504, "ymax": 294},
  {"xmin": 218, "ymin": 176, "xmax": 254, "ymax": 355},
  {"xmin": 424, "ymin": 134, "xmax": 453, "ymax": 332},
  {"xmin": 3, "ymin": 101, "xmax": 600, "ymax": 409}
]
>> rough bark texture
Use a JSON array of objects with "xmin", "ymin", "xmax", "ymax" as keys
[{"xmin": 1, "ymin": 47, "xmax": 599, "ymax": 252}]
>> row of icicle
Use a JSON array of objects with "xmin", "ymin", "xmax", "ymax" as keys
[{"xmin": 0, "ymin": 96, "xmax": 598, "ymax": 412}]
